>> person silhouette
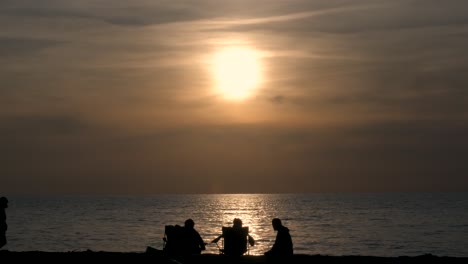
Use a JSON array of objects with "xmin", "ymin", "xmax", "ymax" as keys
[
  {"xmin": 0, "ymin": 197, "xmax": 8, "ymax": 249},
  {"xmin": 264, "ymin": 218, "xmax": 293, "ymax": 258},
  {"xmin": 163, "ymin": 224, "xmax": 184, "ymax": 256},
  {"xmin": 183, "ymin": 219, "xmax": 206, "ymax": 255},
  {"xmin": 212, "ymin": 218, "xmax": 255, "ymax": 256}
]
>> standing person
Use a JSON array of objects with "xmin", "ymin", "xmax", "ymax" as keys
[
  {"xmin": 264, "ymin": 218, "xmax": 293, "ymax": 258},
  {"xmin": 0, "ymin": 197, "xmax": 8, "ymax": 249},
  {"xmin": 183, "ymin": 219, "xmax": 206, "ymax": 255}
]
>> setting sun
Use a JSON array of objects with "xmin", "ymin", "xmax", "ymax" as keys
[{"xmin": 211, "ymin": 47, "xmax": 262, "ymax": 100}]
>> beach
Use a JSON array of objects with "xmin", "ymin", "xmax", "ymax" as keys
[{"xmin": 0, "ymin": 250, "xmax": 466, "ymax": 264}]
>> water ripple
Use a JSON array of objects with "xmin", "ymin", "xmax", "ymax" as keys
[{"xmin": 4, "ymin": 193, "xmax": 468, "ymax": 256}]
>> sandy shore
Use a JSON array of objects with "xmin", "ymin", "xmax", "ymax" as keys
[{"xmin": 0, "ymin": 250, "xmax": 466, "ymax": 263}]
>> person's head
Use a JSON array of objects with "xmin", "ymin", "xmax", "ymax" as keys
[
  {"xmin": 185, "ymin": 218, "xmax": 195, "ymax": 229},
  {"xmin": 0, "ymin": 197, "xmax": 8, "ymax": 208},
  {"xmin": 272, "ymin": 218, "xmax": 282, "ymax": 231},
  {"xmin": 233, "ymin": 218, "xmax": 243, "ymax": 228}
]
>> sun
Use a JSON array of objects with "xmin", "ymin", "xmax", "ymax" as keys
[{"xmin": 211, "ymin": 47, "xmax": 262, "ymax": 101}]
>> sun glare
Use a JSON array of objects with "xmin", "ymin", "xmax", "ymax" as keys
[{"xmin": 211, "ymin": 47, "xmax": 262, "ymax": 101}]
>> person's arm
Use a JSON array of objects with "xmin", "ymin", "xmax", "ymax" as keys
[
  {"xmin": 197, "ymin": 232, "xmax": 206, "ymax": 250},
  {"xmin": 248, "ymin": 235, "xmax": 255, "ymax": 246},
  {"xmin": 270, "ymin": 232, "xmax": 281, "ymax": 252},
  {"xmin": 212, "ymin": 234, "xmax": 222, "ymax": 243}
]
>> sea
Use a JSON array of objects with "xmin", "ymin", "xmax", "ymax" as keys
[{"xmin": 3, "ymin": 193, "xmax": 468, "ymax": 257}]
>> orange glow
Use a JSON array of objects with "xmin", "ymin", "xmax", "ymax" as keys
[{"xmin": 211, "ymin": 47, "xmax": 263, "ymax": 101}]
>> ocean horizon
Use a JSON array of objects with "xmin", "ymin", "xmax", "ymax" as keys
[{"xmin": 3, "ymin": 193, "xmax": 468, "ymax": 257}]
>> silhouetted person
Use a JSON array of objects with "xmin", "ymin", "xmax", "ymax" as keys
[
  {"xmin": 183, "ymin": 219, "xmax": 206, "ymax": 255},
  {"xmin": 0, "ymin": 197, "xmax": 8, "ymax": 249},
  {"xmin": 212, "ymin": 218, "xmax": 255, "ymax": 256},
  {"xmin": 264, "ymin": 218, "xmax": 293, "ymax": 259},
  {"xmin": 163, "ymin": 224, "xmax": 184, "ymax": 256}
]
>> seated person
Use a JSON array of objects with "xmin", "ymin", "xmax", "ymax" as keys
[
  {"xmin": 183, "ymin": 218, "xmax": 206, "ymax": 255},
  {"xmin": 264, "ymin": 218, "xmax": 293, "ymax": 257},
  {"xmin": 163, "ymin": 224, "xmax": 185, "ymax": 256},
  {"xmin": 163, "ymin": 219, "xmax": 206, "ymax": 256},
  {"xmin": 212, "ymin": 218, "xmax": 255, "ymax": 256}
]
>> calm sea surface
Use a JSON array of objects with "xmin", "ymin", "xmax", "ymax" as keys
[{"xmin": 3, "ymin": 193, "xmax": 468, "ymax": 256}]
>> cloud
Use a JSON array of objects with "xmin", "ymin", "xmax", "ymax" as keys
[
  {"xmin": 270, "ymin": 95, "xmax": 285, "ymax": 104},
  {"xmin": 0, "ymin": 37, "xmax": 62, "ymax": 57},
  {"xmin": 0, "ymin": 1, "xmax": 209, "ymax": 26},
  {"xmin": 213, "ymin": 1, "xmax": 468, "ymax": 34},
  {"xmin": 1, "ymin": 0, "xmax": 468, "ymax": 194},
  {"xmin": 3, "ymin": 121, "xmax": 467, "ymax": 194},
  {"xmin": 0, "ymin": 114, "xmax": 89, "ymax": 137}
]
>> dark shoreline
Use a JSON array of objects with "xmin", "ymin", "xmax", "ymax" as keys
[{"xmin": 1, "ymin": 251, "xmax": 467, "ymax": 264}]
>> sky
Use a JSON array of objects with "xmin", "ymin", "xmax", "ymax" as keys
[{"xmin": 1, "ymin": 0, "xmax": 468, "ymax": 195}]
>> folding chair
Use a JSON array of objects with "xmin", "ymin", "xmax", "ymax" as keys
[{"xmin": 216, "ymin": 226, "xmax": 251, "ymax": 256}]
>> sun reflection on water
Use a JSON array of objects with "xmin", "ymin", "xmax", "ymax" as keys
[{"xmin": 199, "ymin": 194, "xmax": 280, "ymax": 255}]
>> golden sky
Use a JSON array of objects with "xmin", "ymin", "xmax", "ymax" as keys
[{"xmin": 1, "ymin": 0, "xmax": 468, "ymax": 194}]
